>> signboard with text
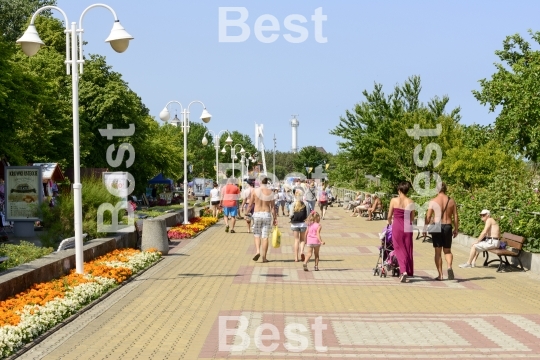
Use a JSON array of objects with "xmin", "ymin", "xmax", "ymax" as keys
[{"xmin": 4, "ymin": 166, "xmax": 42, "ymax": 221}]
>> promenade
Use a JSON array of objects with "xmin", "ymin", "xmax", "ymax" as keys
[{"xmin": 19, "ymin": 206, "xmax": 540, "ymax": 359}]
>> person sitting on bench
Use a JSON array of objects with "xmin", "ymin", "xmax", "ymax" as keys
[
  {"xmin": 351, "ymin": 194, "xmax": 371, "ymax": 217},
  {"xmin": 459, "ymin": 209, "xmax": 500, "ymax": 268},
  {"xmin": 366, "ymin": 195, "xmax": 382, "ymax": 221}
]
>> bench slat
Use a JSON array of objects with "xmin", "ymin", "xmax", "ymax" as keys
[{"xmin": 501, "ymin": 232, "xmax": 525, "ymax": 250}]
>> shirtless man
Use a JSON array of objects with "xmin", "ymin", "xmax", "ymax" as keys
[
  {"xmin": 249, "ymin": 178, "xmax": 277, "ymax": 262},
  {"xmin": 459, "ymin": 209, "xmax": 500, "ymax": 268},
  {"xmin": 366, "ymin": 194, "xmax": 382, "ymax": 221},
  {"xmin": 423, "ymin": 183, "xmax": 459, "ymax": 280}
]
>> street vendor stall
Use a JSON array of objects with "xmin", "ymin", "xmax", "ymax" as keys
[{"xmin": 147, "ymin": 173, "xmax": 175, "ymax": 204}]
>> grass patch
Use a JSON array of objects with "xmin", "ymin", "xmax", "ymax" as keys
[{"xmin": 0, "ymin": 241, "xmax": 54, "ymax": 272}]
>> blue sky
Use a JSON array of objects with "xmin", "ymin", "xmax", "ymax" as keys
[{"xmin": 54, "ymin": 0, "xmax": 540, "ymax": 154}]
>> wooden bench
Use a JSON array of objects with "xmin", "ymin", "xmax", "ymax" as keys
[
  {"xmin": 483, "ymin": 232, "xmax": 525, "ymax": 272},
  {"xmin": 56, "ymin": 233, "xmax": 88, "ymax": 252}
]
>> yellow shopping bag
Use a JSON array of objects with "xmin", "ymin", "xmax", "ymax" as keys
[{"xmin": 272, "ymin": 226, "xmax": 281, "ymax": 248}]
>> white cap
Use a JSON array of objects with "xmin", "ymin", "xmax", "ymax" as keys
[{"xmin": 479, "ymin": 209, "xmax": 490, "ymax": 215}]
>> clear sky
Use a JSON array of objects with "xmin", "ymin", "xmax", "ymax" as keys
[{"xmin": 54, "ymin": 0, "xmax": 539, "ymax": 154}]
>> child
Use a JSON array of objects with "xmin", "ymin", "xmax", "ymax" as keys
[{"xmin": 303, "ymin": 211, "xmax": 325, "ymax": 271}]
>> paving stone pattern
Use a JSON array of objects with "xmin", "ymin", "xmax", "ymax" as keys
[{"xmin": 18, "ymin": 207, "xmax": 540, "ymax": 359}]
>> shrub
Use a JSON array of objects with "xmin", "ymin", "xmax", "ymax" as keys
[
  {"xmin": 38, "ymin": 177, "xmax": 126, "ymax": 248},
  {"xmin": 450, "ymin": 169, "xmax": 540, "ymax": 253},
  {"xmin": 0, "ymin": 241, "xmax": 54, "ymax": 272}
]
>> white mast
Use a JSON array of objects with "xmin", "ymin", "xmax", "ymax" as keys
[{"xmin": 255, "ymin": 123, "xmax": 268, "ymax": 176}]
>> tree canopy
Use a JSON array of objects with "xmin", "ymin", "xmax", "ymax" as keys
[{"xmin": 473, "ymin": 30, "xmax": 540, "ymax": 163}]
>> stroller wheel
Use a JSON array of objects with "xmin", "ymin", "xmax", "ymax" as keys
[
  {"xmin": 373, "ymin": 268, "xmax": 378, "ymax": 276},
  {"xmin": 380, "ymin": 268, "xmax": 385, "ymax": 277},
  {"xmin": 383, "ymin": 271, "xmax": 387, "ymax": 278}
]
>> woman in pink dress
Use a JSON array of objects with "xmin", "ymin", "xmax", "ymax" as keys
[{"xmin": 387, "ymin": 181, "xmax": 415, "ymax": 283}]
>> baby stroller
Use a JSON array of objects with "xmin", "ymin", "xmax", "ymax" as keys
[{"xmin": 373, "ymin": 226, "xmax": 400, "ymax": 277}]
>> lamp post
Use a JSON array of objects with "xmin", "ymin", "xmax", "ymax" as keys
[
  {"xmin": 16, "ymin": 4, "xmax": 133, "ymax": 274},
  {"xmin": 202, "ymin": 130, "xmax": 233, "ymax": 185},
  {"xmin": 273, "ymin": 134, "xmax": 277, "ymax": 183},
  {"xmin": 240, "ymin": 152, "xmax": 256, "ymax": 186},
  {"xmin": 160, "ymin": 101, "xmax": 212, "ymax": 225},
  {"xmin": 221, "ymin": 144, "xmax": 245, "ymax": 181}
]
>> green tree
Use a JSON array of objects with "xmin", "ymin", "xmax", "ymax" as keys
[
  {"xmin": 294, "ymin": 146, "xmax": 328, "ymax": 178},
  {"xmin": 331, "ymin": 76, "xmax": 461, "ymax": 189},
  {"xmin": 473, "ymin": 30, "xmax": 540, "ymax": 162},
  {"xmin": 0, "ymin": 0, "xmax": 56, "ymax": 42},
  {"xmin": 326, "ymin": 151, "xmax": 367, "ymax": 189}
]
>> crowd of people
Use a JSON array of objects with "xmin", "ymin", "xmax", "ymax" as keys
[
  {"xmin": 208, "ymin": 177, "xmax": 330, "ymax": 270},
  {"xmin": 206, "ymin": 177, "xmax": 501, "ymax": 280}
]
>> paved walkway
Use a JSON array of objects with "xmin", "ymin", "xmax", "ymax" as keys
[{"xmin": 18, "ymin": 206, "xmax": 540, "ymax": 359}]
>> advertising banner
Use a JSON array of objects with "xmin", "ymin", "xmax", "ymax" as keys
[{"xmin": 4, "ymin": 166, "xmax": 42, "ymax": 221}]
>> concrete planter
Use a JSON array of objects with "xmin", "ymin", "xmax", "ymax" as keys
[{"xmin": 454, "ymin": 233, "xmax": 540, "ymax": 275}]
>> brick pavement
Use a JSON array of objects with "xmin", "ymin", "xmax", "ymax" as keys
[{"xmin": 18, "ymin": 206, "xmax": 540, "ymax": 359}]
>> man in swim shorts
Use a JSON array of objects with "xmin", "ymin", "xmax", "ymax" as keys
[
  {"xmin": 249, "ymin": 177, "xmax": 277, "ymax": 262},
  {"xmin": 423, "ymin": 182, "xmax": 459, "ymax": 281},
  {"xmin": 220, "ymin": 178, "xmax": 240, "ymax": 233}
]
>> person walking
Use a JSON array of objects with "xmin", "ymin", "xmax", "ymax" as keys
[
  {"xmin": 220, "ymin": 178, "xmax": 240, "ymax": 233},
  {"xmin": 209, "ymin": 182, "xmax": 221, "ymax": 219},
  {"xmin": 249, "ymin": 178, "xmax": 277, "ymax": 262},
  {"xmin": 303, "ymin": 211, "xmax": 325, "ymax": 271},
  {"xmin": 317, "ymin": 185, "xmax": 329, "ymax": 220},
  {"xmin": 423, "ymin": 182, "xmax": 459, "ymax": 280},
  {"xmin": 277, "ymin": 187, "xmax": 288, "ymax": 216},
  {"xmin": 387, "ymin": 181, "xmax": 415, "ymax": 283},
  {"xmin": 290, "ymin": 190, "xmax": 308, "ymax": 262},
  {"xmin": 242, "ymin": 180, "xmax": 254, "ymax": 233},
  {"xmin": 304, "ymin": 182, "xmax": 317, "ymax": 212},
  {"xmin": 459, "ymin": 209, "xmax": 500, "ymax": 268}
]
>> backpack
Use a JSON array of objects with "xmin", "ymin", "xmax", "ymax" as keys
[{"xmin": 319, "ymin": 190, "xmax": 328, "ymax": 202}]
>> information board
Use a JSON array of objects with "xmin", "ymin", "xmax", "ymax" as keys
[{"xmin": 4, "ymin": 166, "xmax": 42, "ymax": 221}]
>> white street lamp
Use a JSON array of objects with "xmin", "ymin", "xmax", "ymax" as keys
[
  {"xmin": 160, "ymin": 101, "xmax": 211, "ymax": 225},
  {"xmin": 202, "ymin": 129, "xmax": 231, "ymax": 185},
  {"xmin": 16, "ymin": 4, "xmax": 133, "ymax": 274},
  {"xmin": 221, "ymin": 144, "xmax": 244, "ymax": 182},
  {"xmin": 241, "ymin": 151, "xmax": 256, "ymax": 185}
]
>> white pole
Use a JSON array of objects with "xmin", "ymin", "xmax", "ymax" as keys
[
  {"xmin": 71, "ymin": 21, "xmax": 84, "ymax": 274},
  {"xmin": 183, "ymin": 108, "xmax": 190, "ymax": 224},
  {"xmin": 241, "ymin": 155, "xmax": 244, "ymax": 188},
  {"xmin": 215, "ymin": 135, "xmax": 219, "ymax": 185},
  {"xmin": 273, "ymin": 134, "xmax": 276, "ymax": 183}
]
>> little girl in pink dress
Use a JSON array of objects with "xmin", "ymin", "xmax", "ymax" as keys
[{"xmin": 303, "ymin": 211, "xmax": 325, "ymax": 271}]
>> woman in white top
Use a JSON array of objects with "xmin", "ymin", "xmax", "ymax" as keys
[{"xmin": 209, "ymin": 182, "xmax": 220, "ymax": 219}]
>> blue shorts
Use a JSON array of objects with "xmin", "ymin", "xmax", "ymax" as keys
[{"xmin": 223, "ymin": 207, "xmax": 238, "ymax": 217}]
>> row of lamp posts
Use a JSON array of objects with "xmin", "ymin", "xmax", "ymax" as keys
[{"xmin": 16, "ymin": 2, "xmax": 264, "ymax": 275}]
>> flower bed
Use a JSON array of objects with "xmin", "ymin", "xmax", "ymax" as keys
[
  {"xmin": 0, "ymin": 248, "xmax": 161, "ymax": 357},
  {"xmin": 199, "ymin": 206, "xmax": 224, "ymax": 219},
  {"xmin": 167, "ymin": 216, "xmax": 217, "ymax": 240}
]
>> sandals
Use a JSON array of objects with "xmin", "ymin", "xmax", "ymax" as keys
[
  {"xmin": 400, "ymin": 274, "xmax": 407, "ymax": 283},
  {"xmin": 253, "ymin": 253, "xmax": 260, "ymax": 261},
  {"xmin": 314, "ymin": 266, "xmax": 319, "ymax": 271},
  {"xmin": 230, "ymin": 229, "xmax": 235, "ymax": 233},
  {"xmin": 225, "ymin": 225, "xmax": 229, "ymax": 233},
  {"xmin": 303, "ymin": 263, "xmax": 308, "ymax": 271}
]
